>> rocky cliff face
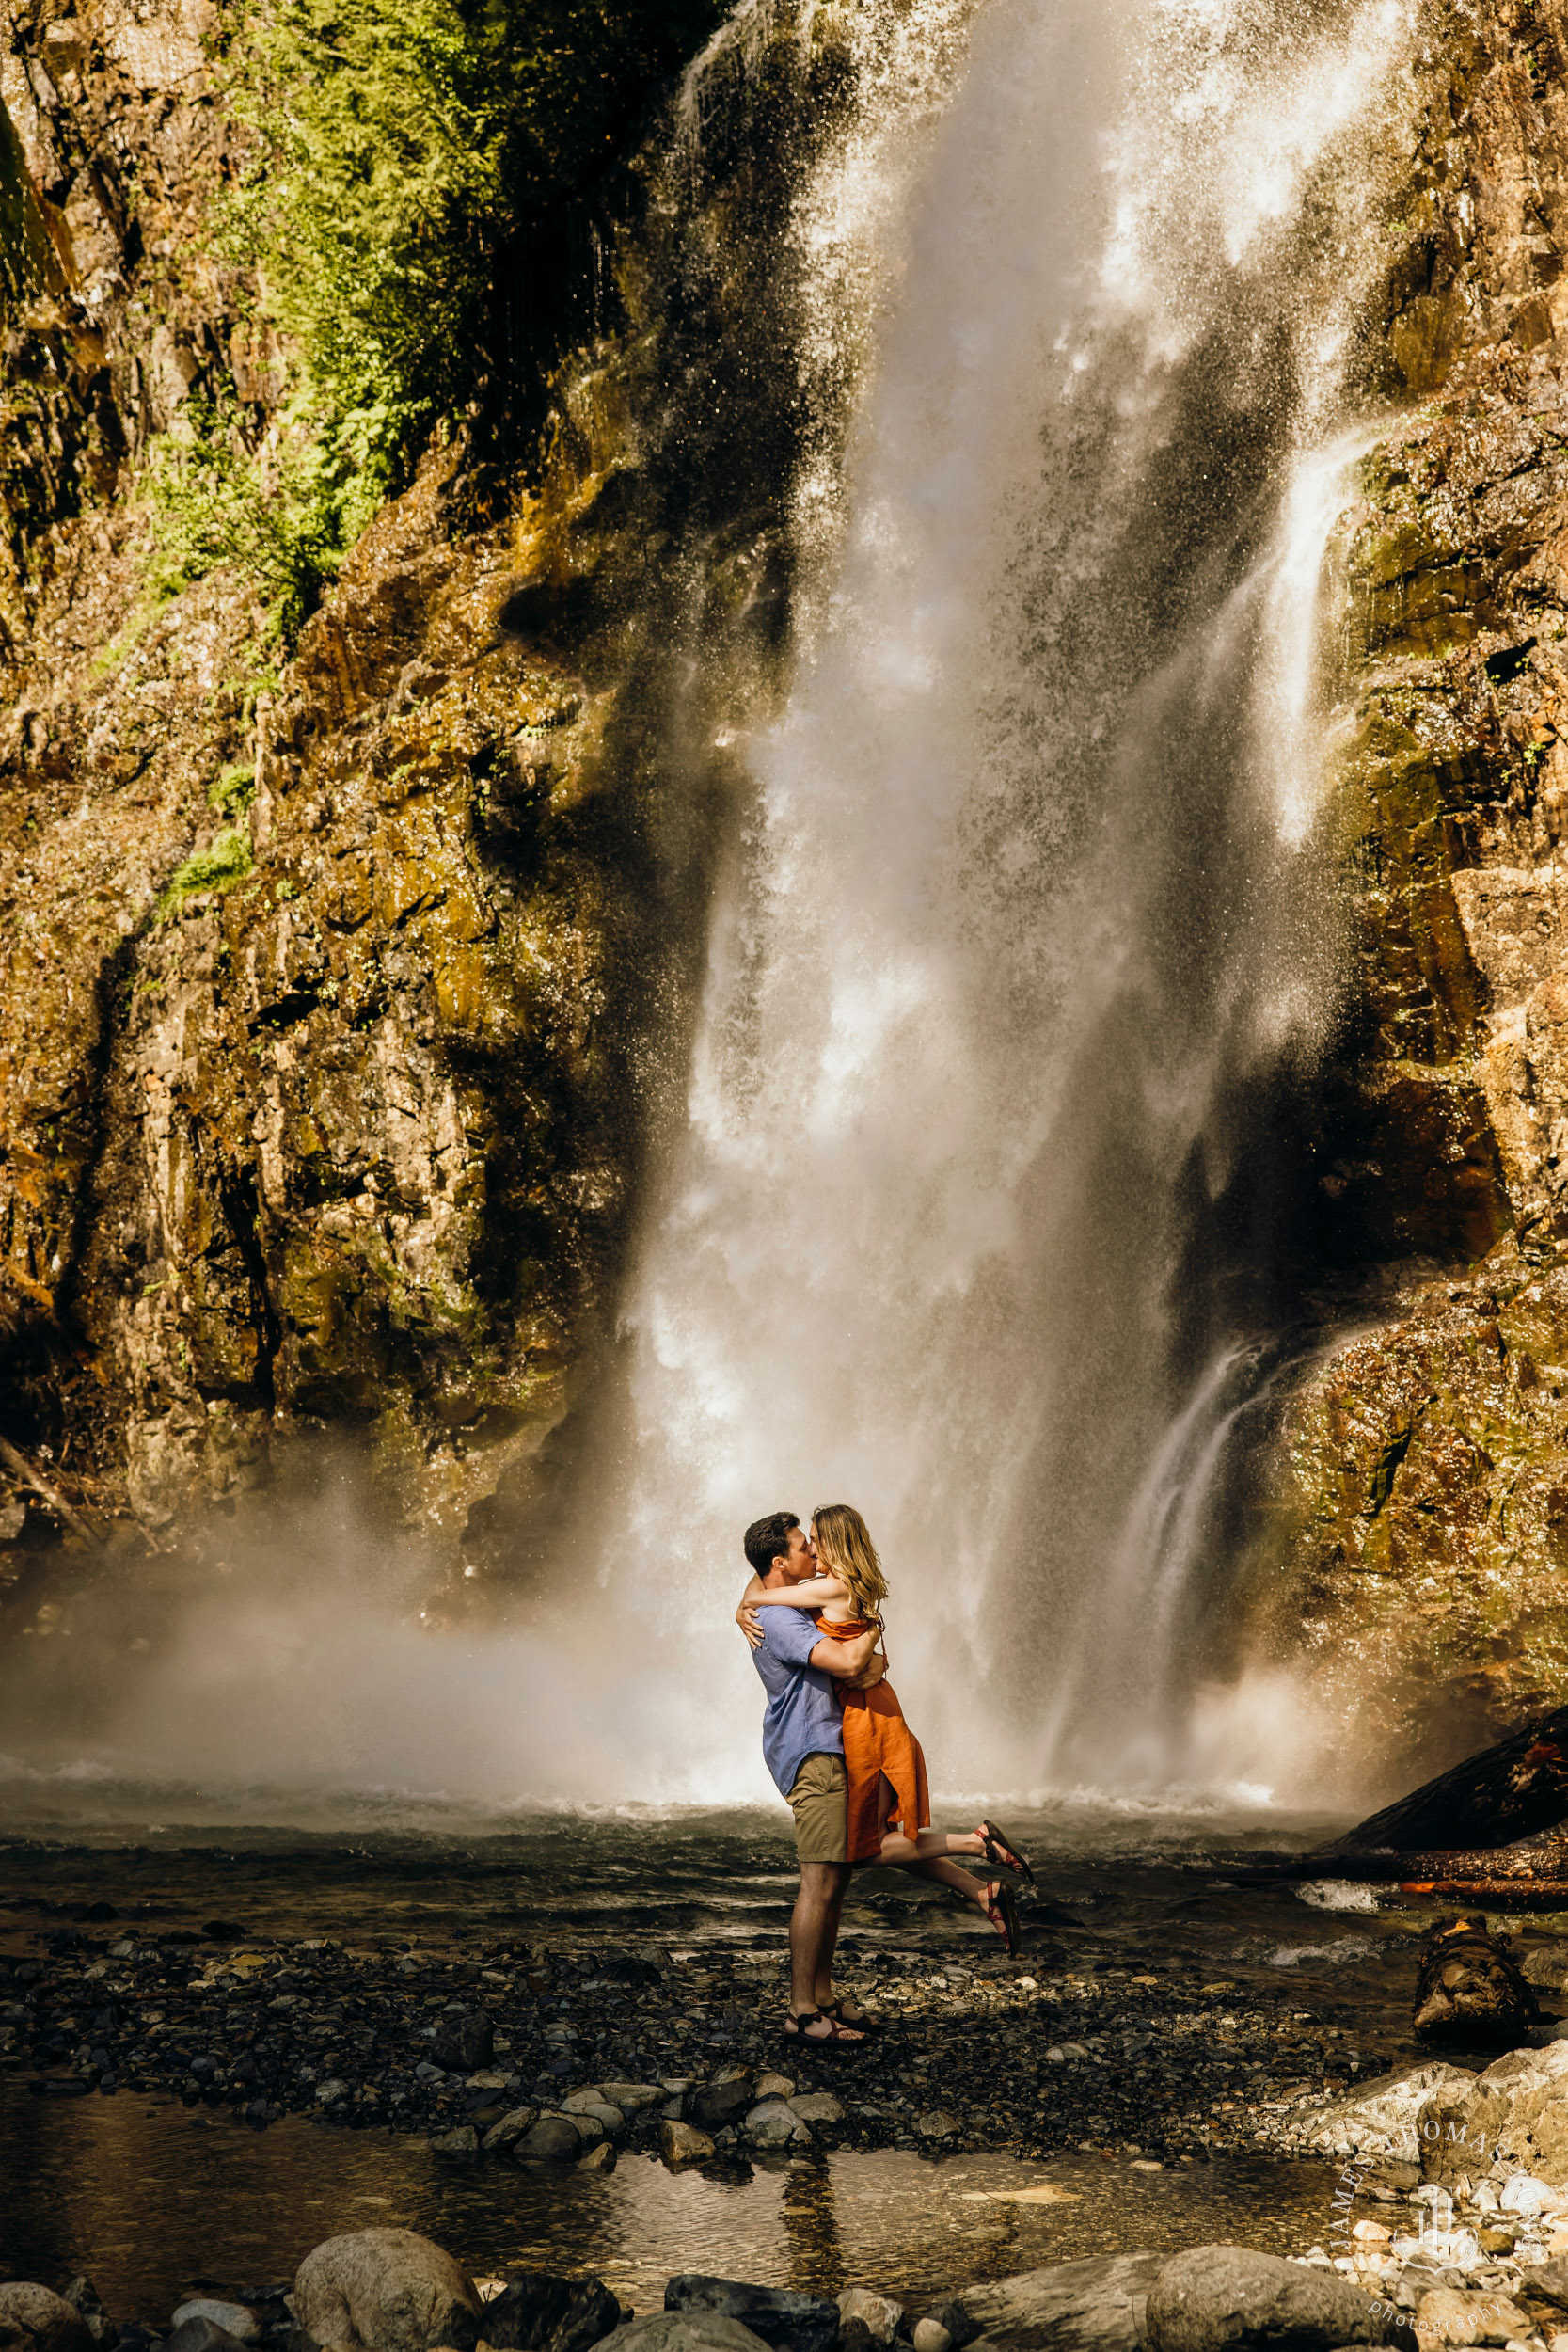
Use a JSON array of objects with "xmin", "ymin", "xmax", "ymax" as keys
[
  {"xmin": 0, "ymin": 0, "xmax": 845, "ymax": 1616},
  {"xmin": 1245, "ymin": 0, "xmax": 1568, "ymax": 1769}
]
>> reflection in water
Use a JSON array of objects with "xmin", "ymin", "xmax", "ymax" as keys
[{"xmin": 0, "ymin": 2089, "xmax": 1345, "ymax": 2323}]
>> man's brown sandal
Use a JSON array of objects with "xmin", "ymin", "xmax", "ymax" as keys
[
  {"xmin": 783, "ymin": 2008, "xmax": 864, "ymax": 2049},
  {"xmin": 978, "ymin": 1819, "xmax": 1035, "ymax": 1881},
  {"xmin": 819, "ymin": 1997, "xmax": 879, "ymax": 2034}
]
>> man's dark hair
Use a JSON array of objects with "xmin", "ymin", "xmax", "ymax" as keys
[{"xmin": 744, "ymin": 1511, "xmax": 800, "ymax": 1576}]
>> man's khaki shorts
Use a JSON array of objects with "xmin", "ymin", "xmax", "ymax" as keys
[{"xmin": 786, "ymin": 1752, "xmax": 848, "ymax": 1865}]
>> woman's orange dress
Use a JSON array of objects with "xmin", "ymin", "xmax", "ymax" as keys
[{"xmin": 814, "ymin": 1614, "xmax": 930, "ymax": 1865}]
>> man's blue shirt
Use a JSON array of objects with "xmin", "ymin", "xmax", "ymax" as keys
[{"xmin": 752, "ymin": 1604, "xmax": 844, "ymax": 1797}]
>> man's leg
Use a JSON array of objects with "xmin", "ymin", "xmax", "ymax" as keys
[
  {"xmin": 792, "ymin": 1860, "xmax": 851, "ymax": 2012},
  {"xmin": 784, "ymin": 1752, "xmax": 858, "ymax": 2036}
]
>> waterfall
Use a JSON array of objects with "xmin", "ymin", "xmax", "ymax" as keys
[{"xmin": 604, "ymin": 0, "xmax": 1417, "ymax": 1803}]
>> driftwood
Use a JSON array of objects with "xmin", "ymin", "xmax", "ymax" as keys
[
  {"xmin": 0, "ymin": 1432, "xmax": 103, "ymax": 1550},
  {"xmin": 1412, "ymin": 1915, "xmax": 1539, "ymax": 2042}
]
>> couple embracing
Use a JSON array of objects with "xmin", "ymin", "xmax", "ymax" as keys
[{"xmin": 738, "ymin": 1504, "xmax": 1034, "ymax": 2049}]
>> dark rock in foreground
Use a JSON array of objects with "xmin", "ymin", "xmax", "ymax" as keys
[{"xmin": 664, "ymin": 2280, "xmax": 837, "ymax": 2352}]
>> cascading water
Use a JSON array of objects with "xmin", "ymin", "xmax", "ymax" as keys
[{"xmin": 603, "ymin": 0, "xmax": 1418, "ymax": 1804}]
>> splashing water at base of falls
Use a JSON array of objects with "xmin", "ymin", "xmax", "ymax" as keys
[{"xmin": 600, "ymin": 0, "xmax": 1417, "ymax": 1805}]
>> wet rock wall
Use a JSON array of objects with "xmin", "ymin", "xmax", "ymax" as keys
[{"xmin": 0, "ymin": 0, "xmax": 844, "ymax": 1605}]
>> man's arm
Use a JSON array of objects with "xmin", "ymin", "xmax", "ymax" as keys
[
  {"xmin": 736, "ymin": 1572, "xmax": 765, "ymax": 1650},
  {"xmin": 809, "ymin": 1626, "xmax": 879, "ymax": 1679}
]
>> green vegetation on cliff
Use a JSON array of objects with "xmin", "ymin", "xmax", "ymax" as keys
[{"xmin": 159, "ymin": 0, "xmax": 727, "ymax": 630}]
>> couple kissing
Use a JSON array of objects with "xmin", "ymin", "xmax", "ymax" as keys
[{"xmin": 738, "ymin": 1503, "xmax": 1034, "ymax": 2049}]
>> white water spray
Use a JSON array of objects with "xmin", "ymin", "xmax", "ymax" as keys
[{"xmin": 604, "ymin": 0, "xmax": 1416, "ymax": 1804}]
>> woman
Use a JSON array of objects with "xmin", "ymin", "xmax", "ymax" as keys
[{"xmin": 746, "ymin": 1502, "xmax": 1034, "ymax": 1956}]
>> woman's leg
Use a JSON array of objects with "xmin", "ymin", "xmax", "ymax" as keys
[{"xmin": 876, "ymin": 1825, "xmax": 984, "ymax": 1866}]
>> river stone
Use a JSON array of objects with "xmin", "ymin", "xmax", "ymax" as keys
[
  {"xmin": 59, "ymin": 2286, "xmax": 111, "ymax": 2350},
  {"xmin": 481, "ymin": 2106, "xmax": 539, "ymax": 2154},
  {"xmin": 915, "ymin": 2110, "xmax": 958, "ymax": 2139},
  {"xmin": 689, "ymin": 2074, "xmax": 755, "ymax": 2128},
  {"xmin": 293, "ymin": 2226, "xmax": 482, "ymax": 2352},
  {"xmin": 660, "ymin": 2119, "xmax": 717, "ymax": 2167},
  {"xmin": 1144, "ymin": 2248, "xmax": 1416, "ymax": 2352},
  {"xmin": 742, "ymin": 2101, "xmax": 808, "ymax": 2149},
  {"xmin": 1416, "ymin": 2289, "xmax": 1533, "ymax": 2345},
  {"xmin": 664, "ymin": 2279, "xmax": 837, "ymax": 2352},
  {"xmin": 788, "ymin": 2093, "xmax": 844, "ymax": 2124},
  {"xmin": 482, "ymin": 2270, "xmax": 621, "ymax": 2352},
  {"xmin": 600, "ymin": 2323, "xmax": 771, "ymax": 2352},
  {"xmin": 594, "ymin": 2082, "xmax": 663, "ymax": 2113},
  {"xmin": 0, "ymin": 2287, "xmax": 95, "ymax": 2352},
  {"xmin": 911, "ymin": 2329, "xmax": 951, "ymax": 2352},
  {"xmin": 1277, "ymin": 2062, "xmax": 1479, "ymax": 2163},
  {"xmin": 516, "ymin": 2117, "xmax": 584, "ymax": 2164},
  {"xmin": 1524, "ymin": 1944, "xmax": 1568, "ymax": 1992},
  {"xmin": 579, "ymin": 2140, "xmax": 617, "ymax": 2171},
  {"xmin": 432, "ymin": 2010, "xmax": 494, "ymax": 2074},
  {"xmin": 428, "ymin": 2124, "xmax": 479, "ymax": 2161},
  {"xmin": 169, "ymin": 2309, "xmax": 261, "ymax": 2346},
  {"xmin": 958, "ymin": 2254, "xmax": 1164, "ymax": 2352},
  {"xmin": 836, "ymin": 2294, "xmax": 901, "ymax": 2346},
  {"xmin": 163, "ymin": 2324, "xmax": 251, "ymax": 2352}
]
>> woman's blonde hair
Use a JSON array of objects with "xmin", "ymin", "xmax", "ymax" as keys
[{"xmin": 812, "ymin": 1503, "xmax": 889, "ymax": 1627}]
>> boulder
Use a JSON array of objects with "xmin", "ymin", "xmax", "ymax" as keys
[
  {"xmin": 0, "ymin": 2289, "xmax": 95, "ymax": 2352},
  {"xmin": 689, "ymin": 2074, "xmax": 755, "ymax": 2129},
  {"xmin": 664, "ymin": 2281, "xmax": 836, "ymax": 2352},
  {"xmin": 958, "ymin": 2256, "xmax": 1162, "ymax": 2352},
  {"xmin": 836, "ymin": 2295, "xmax": 901, "ymax": 2347},
  {"xmin": 1273, "ymin": 2063, "xmax": 1478, "ymax": 2163},
  {"xmin": 659, "ymin": 2120, "xmax": 716, "ymax": 2169},
  {"xmin": 482, "ymin": 2106, "xmax": 540, "ymax": 2155},
  {"xmin": 598, "ymin": 2324, "xmax": 769, "ymax": 2352},
  {"xmin": 169, "ymin": 2311, "xmax": 260, "ymax": 2347},
  {"xmin": 516, "ymin": 2118, "xmax": 585, "ymax": 2165},
  {"xmin": 1313, "ymin": 1707, "xmax": 1568, "ymax": 1857},
  {"xmin": 1419, "ymin": 2037, "xmax": 1568, "ymax": 2185},
  {"xmin": 293, "ymin": 2228, "xmax": 482, "ymax": 2352},
  {"xmin": 1144, "ymin": 2248, "xmax": 1416, "ymax": 2352},
  {"xmin": 432, "ymin": 2010, "xmax": 494, "ymax": 2074},
  {"xmin": 482, "ymin": 2272, "xmax": 621, "ymax": 2352}
]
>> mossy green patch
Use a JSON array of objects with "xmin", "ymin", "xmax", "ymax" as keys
[{"xmin": 156, "ymin": 827, "xmax": 255, "ymax": 919}]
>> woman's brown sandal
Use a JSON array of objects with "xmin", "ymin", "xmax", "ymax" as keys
[
  {"xmin": 982, "ymin": 1880, "xmax": 1022, "ymax": 1955},
  {"xmin": 783, "ymin": 2008, "xmax": 864, "ymax": 2049},
  {"xmin": 978, "ymin": 1819, "xmax": 1035, "ymax": 1882}
]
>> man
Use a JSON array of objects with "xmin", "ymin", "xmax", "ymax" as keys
[{"xmin": 743, "ymin": 1508, "xmax": 882, "ymax": 2046}]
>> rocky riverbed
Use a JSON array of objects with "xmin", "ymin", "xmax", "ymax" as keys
[{"xmin": 0, "ymin": 1917, "xmax": 1429, "ymax": 2165}]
